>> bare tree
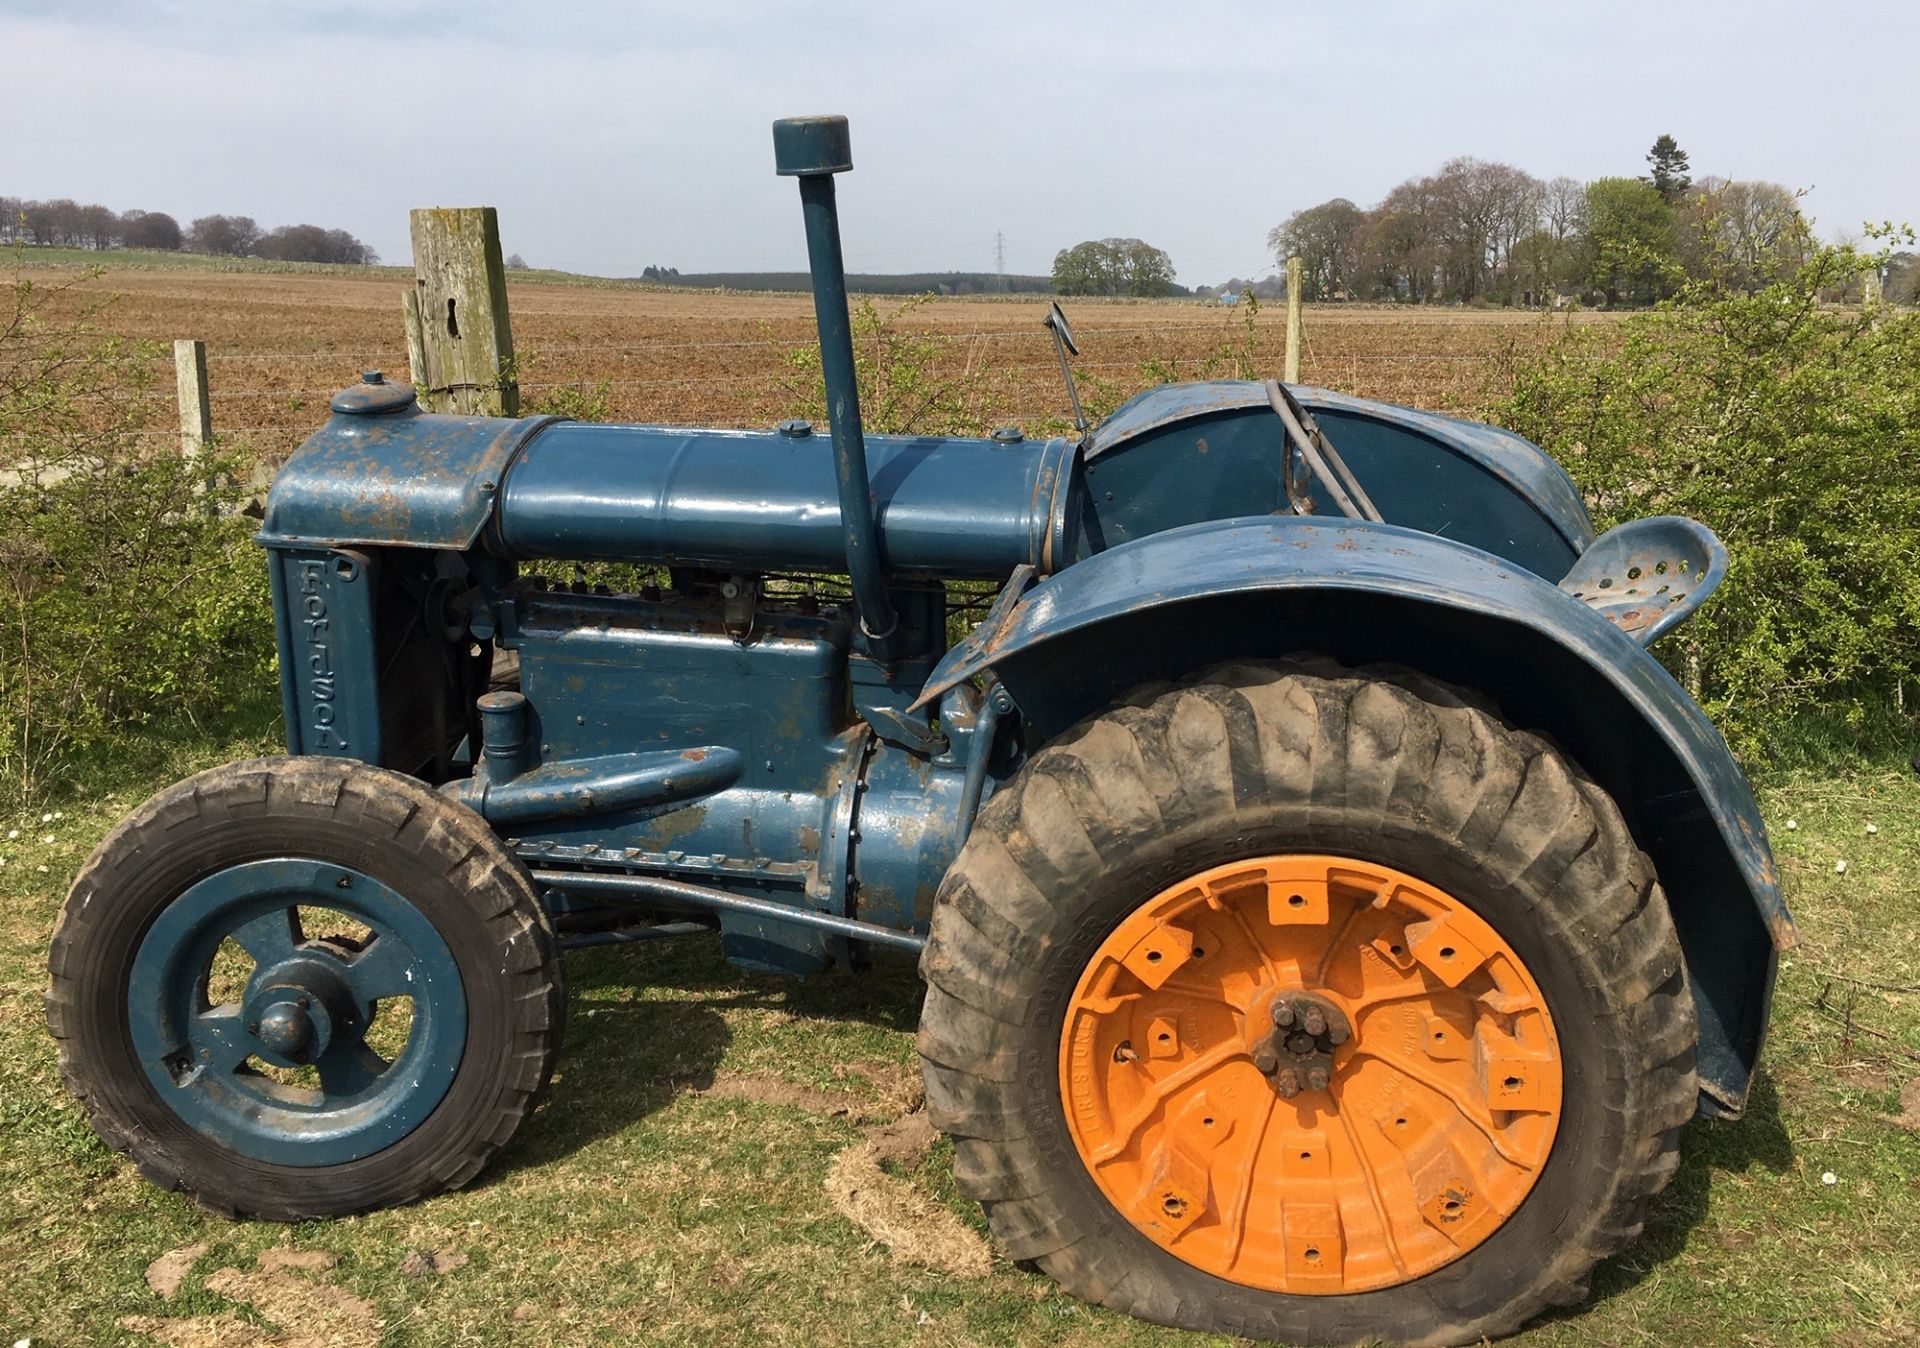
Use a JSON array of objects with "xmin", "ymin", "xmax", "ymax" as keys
[
  {"xmin": 1423, "ymin": 159, "xmax": 1545, "ymax": 303},
  {"xmin": 78, "ymin": 203, "xmax": 118, "ymax": 250},
  {"xmin": 20, "ymin": 200, "xmax": 57, "ymax": 245},
  {"xmin": 1351, "ymin": 177, "xmax": 1447, "ymax": 302},
  {"xmin": 1677, "ymin": 178, "xmax": 1808, "ymax": 292},
  {"xmin": 41, "ymin": 199, "xmax": 86, "ymax": 246},
  {"xmin": 1268, "ymin": 199, "xmax": 1367, "ymax": 299},
  {"xmin": 119, "ymin": 210, "xmax": 183, "ymax": 250},
  {"xmin": 1487, "ymin": 167, "xmax": 1546, "ymax": 303},
  {"xmin": 1542, "ymin": 176, "xmax": 1587, "ymax": 293},
  {"xmin": 187, "ymin": 214, "xmax": 261, "ymax": 257},
  {"xmin": 1543, "ymin": 176, "xmax": 1587, "ymax": 245},
  {"xmin": 1886, "ymin": 251, "xmax": 1919, "ymax": 305},
  {"xmin": 256, "ymin": 223, "xmax": 378, "ymax": 265}
]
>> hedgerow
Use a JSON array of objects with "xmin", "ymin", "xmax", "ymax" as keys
[
  {"xmin": 1498, "ymin": 237, "xmax": 1920, "ymax": 756},
  {"xmin": 0, "ymin": 268, "xmax": 273, "ymax": 806}
]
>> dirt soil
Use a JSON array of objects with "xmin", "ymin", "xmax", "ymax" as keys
[{"xmin": 26, "ymin": 265, "xmax": 1611, "ymax": 464}]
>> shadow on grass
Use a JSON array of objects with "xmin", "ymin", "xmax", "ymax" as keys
[
  {"xmin": 1538, "ymin": 1070, "xmax": 1794, "ymax": 1322},
  {"xmin": 484, "ymin": 931, "xmax": 925, "ymax": 1177}
]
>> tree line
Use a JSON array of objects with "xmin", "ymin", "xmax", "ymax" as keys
[
  {"xmin": 1266, "ymin": 136, "xmax": 1838, "ymax": 306},
  {"xmin": 0, "ymin": 196, "xmax": 378, "ymax": 265},
  {"xmin": 641, "ymin": 264, "xmax": 1055, "ymax": 295}
]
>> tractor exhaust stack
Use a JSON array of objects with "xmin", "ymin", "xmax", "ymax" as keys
[{"xmin": 773, "ymin": 114, "xmax": 898, "ymax": 644}]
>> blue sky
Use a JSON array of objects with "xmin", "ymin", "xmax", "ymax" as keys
[{"xmin": 4, "ymin": 1, "xmax": 1914, "ymax": 283}]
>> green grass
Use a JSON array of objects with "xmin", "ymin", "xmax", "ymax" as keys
[
  {"xmin": 5, "ymin": 245, "xmax": 655, "ymax": 291},
  {"xmin": 2, "ymin": 716, "xmax": 1916, "ymax": 1347},
  {"xmin": 6, "ymin": 244, "xmax": 416, "ymax": 278}
]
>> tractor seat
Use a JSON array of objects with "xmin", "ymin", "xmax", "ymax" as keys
[{"xmin": 1558, "ymin": 516, "xmax": 1728, "ymax": 647}]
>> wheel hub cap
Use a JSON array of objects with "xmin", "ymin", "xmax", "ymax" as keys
[
  {"xmin": 1059, "ymin": 855, "xmax": 1563, "ymax": 1294},
  {"xmin": 254, "ymin": 1000, "xmax": 318, "ymax": 1059},
  {"xmin": 1252, "ymin": 993, "xmax": 1351, "ymax": 1099}
]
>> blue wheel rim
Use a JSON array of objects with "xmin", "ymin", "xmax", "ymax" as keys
[{"xmin": 128, "ymin": 858, "xmax": 467, "ymax": 1166}]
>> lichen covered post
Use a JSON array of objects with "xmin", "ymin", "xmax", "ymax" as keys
[
  {"xmin": 403, "ymin": 207, "xmax": 517, "ymax": 416},
  {"xmin": 173, "ymin": 338, "xmax": 211, "ymax": 458}
]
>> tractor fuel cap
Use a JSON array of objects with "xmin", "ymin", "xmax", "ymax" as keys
[{"xmin": 330, "ymin": 370, "xmax": 419, "ymax": 416}]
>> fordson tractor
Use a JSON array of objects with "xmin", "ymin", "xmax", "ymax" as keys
[{"xmin": 49, "ymin": 116, "xmax": 1788, "ymax": 1346}]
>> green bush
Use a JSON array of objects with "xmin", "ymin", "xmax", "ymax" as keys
[
  {"xmin": 1140, "ymin": 289, "xmax": 1265, "ymax": 385},
  {"xmin": 776, "ymin": 293, "xmax": 1007, "ymax": 437},
  {"xmin": 0, "ymin": 268, "xmax": 274, "ymax": 806},
  {"xmin": 1498, "ymin": 239, "xmax": 1920, "ymax": 758}
]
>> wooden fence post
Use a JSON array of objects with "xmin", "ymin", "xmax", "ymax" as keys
[
  {"xmin": 1284, "ymin": 255, "xmax": 1304, "ymax": 384},
  {"xmin": 173, "ymin": 339, "xmax": 211, "ymax": 458},
  {"xmin": 402, "ymin": 207, "xmax": 518, "ymax": 416}
]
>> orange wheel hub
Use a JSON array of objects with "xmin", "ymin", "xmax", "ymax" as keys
[{"xmin": 1059, "ymin": 855, "xmax": 1562, "ymax": 1294}]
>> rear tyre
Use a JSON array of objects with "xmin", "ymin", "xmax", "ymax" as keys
[
  {"xmin": 47, "ymin": 755, "xmax": 564, "ymax": 1219},
  {"xmin": 917, "ymin": 661, "xmax": 1697, "ymax": 1347}
]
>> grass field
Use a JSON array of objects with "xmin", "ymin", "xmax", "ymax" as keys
[{"xmin": 2, "ymin": 266, "xmax": 1914, "ymax": 1346}]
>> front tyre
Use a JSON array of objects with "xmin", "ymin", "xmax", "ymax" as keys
[
  {"xmin": 46, "ymin": 756, "xmax": 564, "ymax": 1219},
  {"xmin": 917, "ymin": 662, "xmax": 1697, "ymax": 1347}
]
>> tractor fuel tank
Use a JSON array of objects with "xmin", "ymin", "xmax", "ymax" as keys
[
  {"xmin": 493, "ymin": 420, "xmax": 1082, "ymax": 579},
  {"xmin": 262, "ymin": 386, "xmax": 1084, "ymax": 581}
]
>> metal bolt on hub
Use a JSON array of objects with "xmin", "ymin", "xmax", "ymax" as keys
[{"xmin": 1255, "ymin": 992, "xmax": 1353, "ymax": 1099}]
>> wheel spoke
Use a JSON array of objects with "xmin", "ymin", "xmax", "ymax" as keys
[
  {"xmin": 1310, "ymin": 887, "xmax": 1369, "ymax": 985},
  {"xmin": 314, "ymin": 1040, "xmax": 389, "ymax": 1098},
  {"xmin": 340, "ymin": 931, "xmax": 419, "ymax": 1003},
  {"xmin": 1351, "ymin": 1044, "xmax": 1530, "ymax": 1167},
  {"xmin": 1087, "ymin": 1042, "xmax": 1243, "ymax": 1164},
  {"xmin": 1153, "ymin": 972, "xmax": 1243, "ymax": 1010},
  {"xmin": 188, "ymin": 1004, "xmax": 256, "ymax": 1075},
  {"xmin": 1221, "ymin": 904, "xmax": 1280, "ymax": 983},
  {"xmin": 1219, "ymin": 1094, "xmax": 1277, "ymax": 1271},
  {"xmin": 229, "ymin": 907, "xmax": 300, "ymax": 964},
  {"xmin": 1332, "ymin": 1092, "xmax": 1410, "ymax": 1280}
]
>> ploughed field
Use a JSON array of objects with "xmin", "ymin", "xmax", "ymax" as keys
[{"xmin": 24, "ymin": 265, "xmax": 1620, "ymax": 457}]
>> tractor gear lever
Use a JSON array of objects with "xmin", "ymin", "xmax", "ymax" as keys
[
  {"xmin": 1266, "ymin": 379, "xmax": 1384, "ymax": 523},
  {"xmin": 1044, "ymin": 302, "xmax": 1089, "ymax": 437}
]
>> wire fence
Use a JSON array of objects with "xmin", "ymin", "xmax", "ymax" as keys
[{"xmin": 14, "ymin": 311, "xmax": 1586, "ymax": 461}]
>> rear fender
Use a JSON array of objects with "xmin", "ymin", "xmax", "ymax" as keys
[
  {"xmin": 919, "ymin": 515, "xmax": 1788, "ymax": 1119},
  {"xmin": 1078, "ymin": 382, "xmax": 1596, "ymax": 579}
]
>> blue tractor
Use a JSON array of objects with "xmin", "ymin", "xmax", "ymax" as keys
[{"xmin": 49, "ymin": 116, "xmax": 1788, "ymax": 1346}]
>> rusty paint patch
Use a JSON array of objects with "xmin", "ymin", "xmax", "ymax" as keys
[
  {"xmin": 1558, "ymin": 516, "xmax": 1727, "ymax": 648},
  {"xmin": 1768, "ymin": 907, "xmax": 1801, "ymax": 951},
  {"xmin": 259, "ymin": 408, "xmax": 560, "ymax": 551}
]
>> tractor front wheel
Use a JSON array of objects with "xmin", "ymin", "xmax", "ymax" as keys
[
  {"xmin": 46, "ymin": 755, "xmax": 564, "ymax": 1219},
  {"xmin": 917, "ymin": 662, "xmax": 1697, "ymax": 1346}
]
